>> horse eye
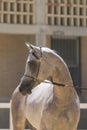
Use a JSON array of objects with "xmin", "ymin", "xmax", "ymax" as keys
[{"xmin": 28, "ymin": 60, "xmax": 36, "ymax": 66}]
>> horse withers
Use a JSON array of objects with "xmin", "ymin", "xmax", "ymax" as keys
[{"xmin": 11, "ymin": 44, "xmax": 80, "ymax": 130}]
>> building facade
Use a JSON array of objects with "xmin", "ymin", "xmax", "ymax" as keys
[{"xmin": 0, "ymin": 0, "xmax": 87, "ymax": 129}]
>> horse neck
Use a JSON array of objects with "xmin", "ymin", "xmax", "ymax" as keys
[
  {"xmin": 52, "ymin": 58, "xmax": 75, "ymax": 105},
  {"xmin": 53, "ymin": 85, "xmax": 76, "ymax": 108},
  {"xmin": 53, "ymin": 56, "xmax": 73, "ymax": 87}
]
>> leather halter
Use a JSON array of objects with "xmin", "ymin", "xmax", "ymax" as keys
[
  {"xmin": 24, "ymin": 47, "xmax": 87, "ymax": 90},
  {"xmin": 24, "ymin": 47, "xmax": 65, "ymax": 87}
]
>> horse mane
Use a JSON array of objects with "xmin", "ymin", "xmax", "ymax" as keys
[
  {"xmin": 42, "ymin": 47, "xmax": 59, "ymax": 57},
  {"xmin": 42, "ymin": 47, "xmax": 67, "ymax": 67}
]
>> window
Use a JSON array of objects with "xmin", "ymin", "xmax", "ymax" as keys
[
  {"xmin": 54, "ymin": 6, "xmax": 58, "ymax": 14},
  {"xmin": 17, "ymin": 3, "xmax": 21, "ymax": 12},
  {"xmin": 0, "ymin": 0, "xmax": 35, "ymax": 24},
  {"xmin": 54, "ymin": 17, "xmax": 58, "ymax": 25},
  {"xmin": 30, "ymin": 4, "xmax": 33, "ymax": 12},
  {"xmin": 60, "ymin": 7, "xmax": 65, "ymax": 14},
  {"xmin": 80, "ymin": 8, "xmax": 84, "ymax": 15},
  {"xmin": 46, "ymin": 0, "xmax": 87, "ymax": 27},
  {"xmin": 67, "ymin": 18, "xmax": 71, "ymax": 26},
  {"xmin": 73, "ymin": 7, "xmax": 77, "ymax": 15},
  {"xmin": 48, "ymin": 17, "xmax": 53, "ymax": 24},
  {"xmin": 10, "ymin": 15, "xmax": 14, "ymax": 23},
  {"xmin": 10, "ymin": 3, "xmax": 15, "ymax": 11},
  {"xmin": 3, "ymin": 14, "xmax": 8, "ymax": 23},
  {"xmin": 73, "ymin": 0, "xmax": 78, "ymax": 4},
  {"xmin": 3, "ymin": 2, "xmax": 8, "ymax": 11},
  {"xmin": 67, "ymin": 7, "xmax": 71, "ymax": 15}
]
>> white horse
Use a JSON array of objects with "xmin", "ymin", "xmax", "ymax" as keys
[{"xmin": 11, "ymin": 44, "xmax": 80, "ymax": 130}]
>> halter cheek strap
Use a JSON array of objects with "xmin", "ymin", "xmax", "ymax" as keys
[{"xmin": 24, "ymin": 74, "xmax": 65, "ymax": 87}]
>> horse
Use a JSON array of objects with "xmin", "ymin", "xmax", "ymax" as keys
[{"xmin": 11, "ymin": 44, "xmax": 80, "ymax": 130}]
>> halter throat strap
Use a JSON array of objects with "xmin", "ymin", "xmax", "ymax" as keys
[{"xmin": 23, "ymin": 74, "xmax": 65, "ymax": 87}]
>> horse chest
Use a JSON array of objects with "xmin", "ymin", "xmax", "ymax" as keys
[{"xmin": 25, "ymin": 84, "xmax": 53, "ymax": 130}]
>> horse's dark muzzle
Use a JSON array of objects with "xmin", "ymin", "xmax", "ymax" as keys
[
  {"xmin": 19, "ymin": 87, "xmax": 31, "ymax": 95},
  {"xmin": 19, "ymin": 79, "xmax": 35, "ymax": 95}
]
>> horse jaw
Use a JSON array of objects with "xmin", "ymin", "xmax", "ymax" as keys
[{"xmin": 19, "ymin": 76, "xmax": 39, "ymax": 95}]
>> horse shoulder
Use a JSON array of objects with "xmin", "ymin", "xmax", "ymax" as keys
[
  {"xmin": 11, "ymin": 86, "xmax": 26, "ymax": 120},
  {"xmin": 11, "ymin": 86, "xmax": 27, "ymax": 130}
]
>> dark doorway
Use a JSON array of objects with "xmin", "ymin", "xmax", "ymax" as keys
[{"xmin": 51, "ymin": 36, "xmax": 81, "ymax": 88}]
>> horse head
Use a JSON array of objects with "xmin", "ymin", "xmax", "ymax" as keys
[{"xmin": 19, "ymin": 43, "xmax": 73, "ymax": 95}]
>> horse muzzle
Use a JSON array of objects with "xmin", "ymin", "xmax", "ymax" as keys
[{"xmin": 19, "ymin": 77, "xmax": 36, "ymax": 95}]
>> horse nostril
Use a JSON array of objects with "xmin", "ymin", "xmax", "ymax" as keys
[{"xmin": 19, "ymin": 87, "xmax": 22, "ymax": 92}]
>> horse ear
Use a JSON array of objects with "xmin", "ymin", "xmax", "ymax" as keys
[
  {"xmin": 25, "ymin": 42, "xmax": 34, "ymax": 50},
  {"xmin": 25, "ymin": 42, "xmax": 30, "ymax": 48}
]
